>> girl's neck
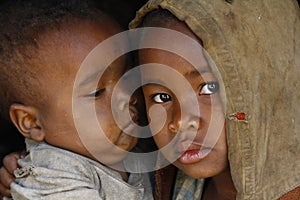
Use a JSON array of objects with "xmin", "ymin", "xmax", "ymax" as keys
[{"xmin": 203, "ymin": 167, "xmax": 236, "ymax": 200}]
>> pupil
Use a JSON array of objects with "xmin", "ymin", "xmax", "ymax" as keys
[
  {"xmin": 161, "ymin": 94, "xmax": 169, "ymax": 100},
  {"xmin": 208, "ymin": 83, "xmax": 215, "ymax": 89},
  {"xmin": 208, "ymin": 83, "xmax": 218, "ymax": 91}
]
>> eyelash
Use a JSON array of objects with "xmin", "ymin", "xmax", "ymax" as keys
[
  {"xmin": 199, "ymin": 82, "xmax": 219, "ymax": 95},
  {"xmin": 151, "ymin": 93, "xmax": 172, "ymax": 103},
  {"xmin": 86, "ymin": 88, "xmax": 105, "ymax": 97},
  {"xmin": 150, "ymin": 82, "xmax": 219, "ymax": 103}
]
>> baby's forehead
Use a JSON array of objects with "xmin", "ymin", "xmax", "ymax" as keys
[{"xmin": 38, "ymin": 17, "xmax": 123, "ymax": 57}]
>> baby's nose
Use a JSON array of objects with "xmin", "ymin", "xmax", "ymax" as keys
[
  {"xmin": 114, "ymin": 91, "xmax": 139, "ymax": 122},
  {"xmin": 117, "ymin": 93, "xmax": 137, "ymax": 110},
  {"xmin": 129, "ymin": 96, "xmax": 138, "ymax": 123}
]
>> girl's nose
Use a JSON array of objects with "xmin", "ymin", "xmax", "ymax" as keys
[{"xmin": 168, "ymin": 114, "xmax": 201, "ymax": 134}]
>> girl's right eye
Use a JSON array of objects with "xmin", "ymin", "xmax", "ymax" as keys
[
  {"xmin": 199, "ymin": 82, "xmax": 219, "ymax": 95},
  {"xmin": 151, "ymin": 93, "xmax": 172, "ymax": 103}
]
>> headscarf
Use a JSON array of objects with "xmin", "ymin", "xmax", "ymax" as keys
[{"xmin": 130, "ymin": 0, "xmax": 300, "ymax": 199}]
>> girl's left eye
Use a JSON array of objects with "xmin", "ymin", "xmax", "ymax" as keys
[
  {"xmin": 200, "ymin": 82, "xmax": 219, "ymax": 95},
  {"xmin": 151, "ymin": 93, "xmax": 172, "ymax": 103},
  {"xmin": 86, "ymin": 88, "xmax": 105, "ymax": 97}
]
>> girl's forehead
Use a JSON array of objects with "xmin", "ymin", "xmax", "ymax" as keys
[{"xmin": 140, "ymin": 47, "xmax": 209, "ymax": 75}]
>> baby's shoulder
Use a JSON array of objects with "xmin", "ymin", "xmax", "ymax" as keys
[{"xmin": 19, "ymin": 142, "xmax": 96, "ymax": 179}]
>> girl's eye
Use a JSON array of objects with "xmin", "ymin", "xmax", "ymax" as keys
[
  {"xmin": 151, "ymin": 93, "xmax": 172, "ymax": 103},
  {"xmin": 87, "ymin": 88, "xmax": 105, "ymax": 97},
  {"xmin": 200, "ymin": 82, "xmax": 219, "ymax": 95}
]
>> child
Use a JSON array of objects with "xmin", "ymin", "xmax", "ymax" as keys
[
  {"xmin": 2, "ymin": 0, "xmax": 300, "ymax": 200},
  {"xmin": 0, "ymin": 5, "xmax": 235, "ymax": 199},
  {"xmin": 0, "ymin": 0, "xmax": 152, "ymax": 199},
  {"xmin": 135, "ymin": 9, "xmax": 236, "ymax": 200},
  {"xmin": 129, "ymin": 0, "xmax": 300, "ymax": 199}
]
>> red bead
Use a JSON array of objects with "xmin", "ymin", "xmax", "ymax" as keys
[{"xmin": 235, "ymin": 112, "xmax": 246, "ymax": 120}]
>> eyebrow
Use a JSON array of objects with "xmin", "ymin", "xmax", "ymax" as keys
[
  {"xmin": 142, "ymin": 67, "xmax": 212, "ymax": 85},
  {"xmin": 77, "ymin": 67, "xmax": 105, "ymax": 88},
  {"xmin": 142, "ymin": 78, "xmax": 167, "ymax": 86},
  {"xmin": 183, "ymin": 67, "xmax": 211, "ymax": 77}
]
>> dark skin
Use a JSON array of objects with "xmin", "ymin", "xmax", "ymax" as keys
[
  {"xmin": 138, "ymin": 11, "xmax": 300, "ymax": 200},
  {"xmin": 2, "ymin": 6, "xmax": 300, "ymax": 199},
  {"xmin": 0, "ymin": 16, "xmax": 236, "ymax": 200},
  {"xmin": 0, "ymin": 151, "xmax": 22, "ymax": 197},
  {"xmin": 0, "ymin": 24, "xmax": 236, "ymax": 200},
  {"xmin": 0, "ymin": 16, "xmax": 140, "ymax": 197},
  {"xmin": 1, "ymin": 18, "xmax": 299, "ymax": 200},
  {"xmin": 139, "ymin": 18, "xmax": 236, "ymax": 199},
  {"xmin": 202, "ymin": 169, "xmax": 237, "ymax": 200}
]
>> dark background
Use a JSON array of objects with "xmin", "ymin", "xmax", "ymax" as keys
[{"xmin": 0, "ymin": 0, "xmax": 148, "ymax": 166}]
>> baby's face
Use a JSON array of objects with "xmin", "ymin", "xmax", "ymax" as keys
[
  {"xmin": 139, "ymin": 21, "xmax": 228, "ymax": 178},
  {"xmin": 36, "ymin": 18, "xmax": 138, "ymax": 167}
]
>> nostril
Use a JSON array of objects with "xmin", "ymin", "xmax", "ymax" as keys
[
  {"xmin": 118, "ymin": 101, "xmax": 126, "ymax": 111},
  {"xmin": 188, "ymin": 120, "xmax": 199, "ymax": 130},
  {"xmin": 130, "ymin": 96, "xmax": 137, "ymax": 106},
  {"xmin": 172, "ymin": 118, "xmax": 200, "ymax": 133},
  {"xmin": 168, "ymin": 123, "xmax": 178, "ymax": 133},
  {"xmin": 129, "ymin": 106, "xmax": 139, "ymax": 123}
]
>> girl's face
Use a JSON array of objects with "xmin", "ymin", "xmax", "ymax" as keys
[{"xmin": 139, "ymin": 21, "xmax": 228, "ymax": 178}]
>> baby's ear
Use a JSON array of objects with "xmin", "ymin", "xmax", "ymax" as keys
[{"xmin": 9, "ymin": 104, "xmax": 45, "ymax": 142}]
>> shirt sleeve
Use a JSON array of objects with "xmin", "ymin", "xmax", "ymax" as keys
[
  {"xmin": 11, "ymin": 182, "xmax": 103, "ymax": 200},
  {"xmin": 10, "ymin": 142, "xmax": 103, "ymax": 200},
  {"xmin": 10, "ymin": 165, "xmax": 103, "ymax": 200}
]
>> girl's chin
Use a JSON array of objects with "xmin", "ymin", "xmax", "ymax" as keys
[{"xmin": 175, "ymin": 164, "xmax": 216, "ymax": 179}]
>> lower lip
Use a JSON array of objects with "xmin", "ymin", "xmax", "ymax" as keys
[{"xmin": 178, "ymin": 148, "xmax": 211, "ymax": 164}]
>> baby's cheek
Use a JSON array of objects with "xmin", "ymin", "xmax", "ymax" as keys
[
  {"xmin": 153, "ymin": 131, "xmax": 171, "ymax": 147},
  {"xmin": 117, "ymin": 134, "xmax": 138, "ymax": 151}
]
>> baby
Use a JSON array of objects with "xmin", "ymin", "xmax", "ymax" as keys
[{"xmin": 0, "ymin": 0, "xmax": 152, "ymax": 199}]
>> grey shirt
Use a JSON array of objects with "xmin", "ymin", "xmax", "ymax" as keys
[{"xmin": 8, "ymin": 139, "xmax": 153, "ymax": 200}]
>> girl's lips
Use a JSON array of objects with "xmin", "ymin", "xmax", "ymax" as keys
[{"xmin": 178, "ymin": 148, "xmax": 212, "ymax": 164}]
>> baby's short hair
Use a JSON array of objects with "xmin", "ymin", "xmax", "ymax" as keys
[{"xmin": 0, "ymin": 0, "xmax": 105, "ymax": 120}]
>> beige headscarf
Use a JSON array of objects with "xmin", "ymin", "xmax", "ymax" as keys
[{"xmin": 130, "ymin": 0, "xmax": 300, "ymax": 199}]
